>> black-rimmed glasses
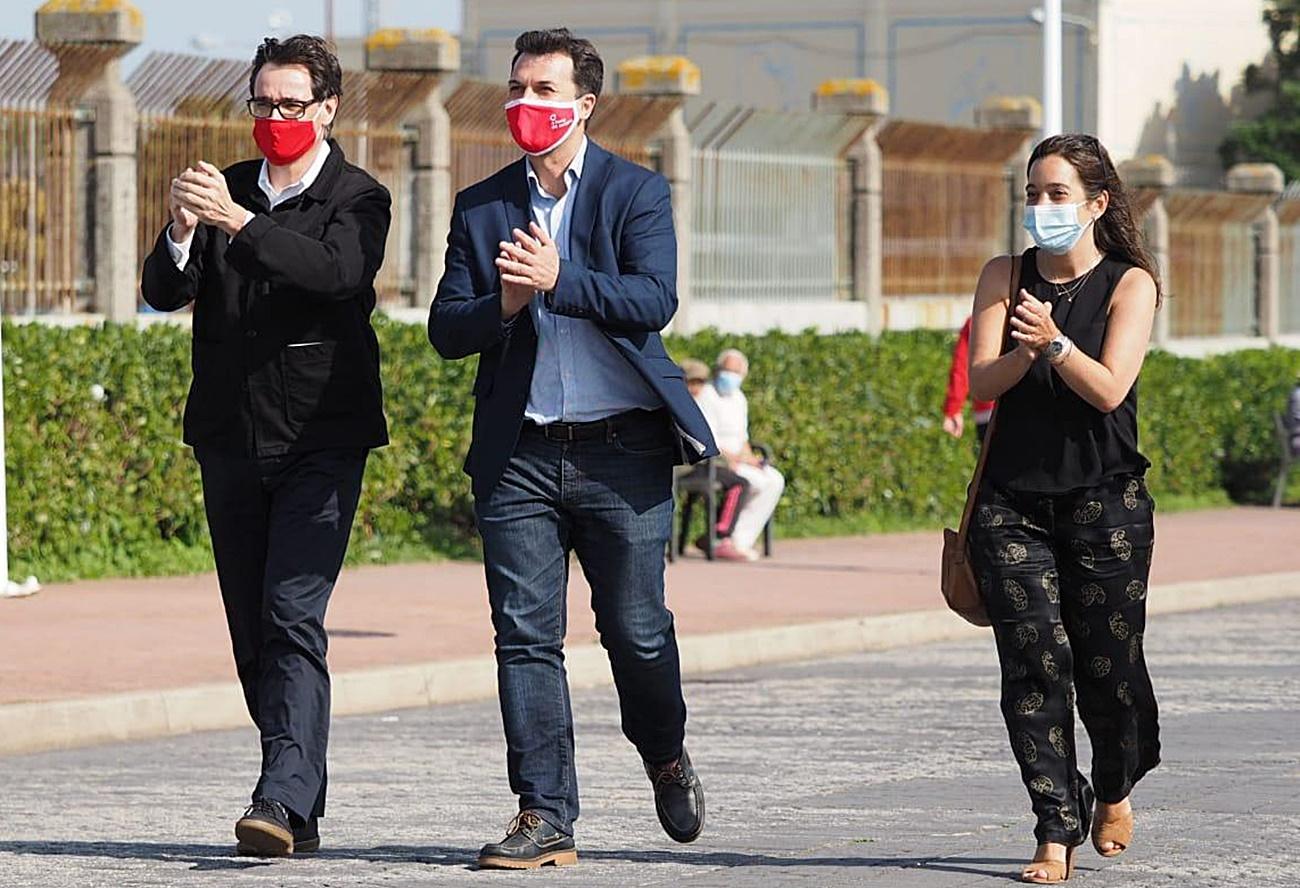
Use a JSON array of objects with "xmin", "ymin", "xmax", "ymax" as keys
[{"xmin": 246, "ymin": 97, "xmax": 319, "ymax": 120}]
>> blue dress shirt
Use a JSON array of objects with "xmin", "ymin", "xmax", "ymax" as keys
[{"xmin": 522, "ymin": 137, "xmax": 662, "ymax": 424}]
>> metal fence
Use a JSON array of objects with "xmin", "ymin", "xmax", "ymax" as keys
[
  {"xmin": 685, "ymin": 98, "xmax": 867, "ymax": 304},
  {"xmin": 1278, "ymin": 190, "xmax": 1300, "ymax": 335},
  {"xmin": 879, "ymin": 121, "xmax": 1027, "ymax": 300},
  {"xmin": 0, "ymin": 40, "xmax": 91, "ymax": 315},
  {"xmin": 1164, "ymin": 190, "xmax": 1268, "ymax": 338},
  {"xmin": 128, "ymin": 52, "xmax": 428, "ymax": 307}
]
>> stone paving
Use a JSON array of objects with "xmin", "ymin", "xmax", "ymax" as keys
[{"xmin": 0, "ymin": 598, "xmax": 1295, "ymax": 887}]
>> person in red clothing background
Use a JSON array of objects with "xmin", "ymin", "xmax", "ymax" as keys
[{"xmin": 942, "ymin": 316, "xmax": 995, "ymax": 443}]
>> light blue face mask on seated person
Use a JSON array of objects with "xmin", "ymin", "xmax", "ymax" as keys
[
  {"xmin": 1023, "ymin": 202, "xmax": 1095, "ymax": 255},
  {"xmin": 714, "ymin": 370, "xmax": 743, "ymax": 396}
]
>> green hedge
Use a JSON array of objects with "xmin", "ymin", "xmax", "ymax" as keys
[{"xmin": 3, "ymin": 319, "xmax": 1297, "ymax": 582}]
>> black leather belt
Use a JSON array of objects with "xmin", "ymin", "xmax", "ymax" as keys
[{"xmin": 525, "ymin": 409, "xmax": 666, "ymax": 443}]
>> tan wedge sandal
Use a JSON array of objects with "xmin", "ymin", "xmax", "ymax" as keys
[
  {"xmin": 1020, "ymin": 845, "xmax": 1077, "ymax": 884},
  {"xmin": 1091, "ymin": 803, "xmax": 1133, "ymax": 858}
]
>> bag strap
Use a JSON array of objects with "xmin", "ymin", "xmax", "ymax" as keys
[{"xmin": 956, "ymin": 251, "xmax": 1021, "ymax": 543}]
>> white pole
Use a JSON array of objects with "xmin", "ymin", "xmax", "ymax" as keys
[
  {"xmin": 0, "ymin": 318, "xmax": 39, "ymax": 598},
  {"xmin": 1042, "ymin": 0, "xmax": 1063, "ymax": 138}
]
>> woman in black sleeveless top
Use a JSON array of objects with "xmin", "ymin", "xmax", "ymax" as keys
[{"xmin": 967, "ymin": 134, "xmax": 1161, "ymax": 883}]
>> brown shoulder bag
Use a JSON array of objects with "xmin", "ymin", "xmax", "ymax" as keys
[{"xmin": 940, "ymin": 252, "xmax": 1020, "ymax": 627}]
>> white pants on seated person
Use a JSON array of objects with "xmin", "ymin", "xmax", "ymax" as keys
[{"xmin": 730, "ymin": 462, "xmax": 784, "ymax": 551}]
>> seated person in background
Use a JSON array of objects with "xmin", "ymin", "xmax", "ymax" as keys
[
  {"xmin": 693, "ymin": 349, "xmax": 785, "ymax": 562},
  {"xmin": 1290, "ymin": 372, "xmax": 1300, "ymax": 457},
  {"xmin": 680, "ymin": 359, "xmax": 752, "ymax": 551}
]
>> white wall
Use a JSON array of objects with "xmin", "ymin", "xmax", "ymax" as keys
[{"xmin": 1097, "ymin": 0, "xmax": 1271, "ymax": 187}]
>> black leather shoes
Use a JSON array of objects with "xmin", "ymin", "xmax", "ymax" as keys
[
  {"xmin": 235, "ymin": 799, "xmax": 294, "ymax": 857},
  {"xmin": 645, "ymin": 747, "xmax": 705, "ymax": 843},
  {"xmin": 477, "ymin": 810, "xmax": 578, "ymax": 869}
]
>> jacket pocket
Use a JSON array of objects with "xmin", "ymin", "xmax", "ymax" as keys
[{"xmin": 281, "ymin": 341, "xmax": 361, "ymax": 426}]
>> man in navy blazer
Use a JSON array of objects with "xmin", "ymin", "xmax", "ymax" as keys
[{"xmin": 429, "ymin": 28, "xmax": 716, "ymax": 870}]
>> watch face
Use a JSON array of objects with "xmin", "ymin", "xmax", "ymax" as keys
[{"xmin": 1046, "ymin": 339, "xmax": 1064, "ymax": 357}]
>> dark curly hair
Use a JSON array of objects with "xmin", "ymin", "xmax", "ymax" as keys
[
  {"xmin": 1028, "ymin": 133, "xmax": 1163, "ymax": 305},
  {"xmin": 511, "ymin": 28, "xmax": 603, "ymax": 98},
  {"xmin": 249, "ymin": 34, "xmax": 343, "ymax": 102}
]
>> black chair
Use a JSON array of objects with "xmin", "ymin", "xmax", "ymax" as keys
[
  {"xmin": 1273, "ymin": 413, "xmax": 1296, "ymax": 508},
  {"xmin": 670, "ymin": 445, "xmax": 775, "ymax": 562}
]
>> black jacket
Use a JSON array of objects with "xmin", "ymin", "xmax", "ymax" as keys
[{"xmin": 141, "ymin": 140, "xmax": 390, "ymax": 457}]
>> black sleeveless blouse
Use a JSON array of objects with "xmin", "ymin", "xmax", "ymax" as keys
[{"xmin": 985, "ymin": 248, "xmax": 1150, "ymax": 493}]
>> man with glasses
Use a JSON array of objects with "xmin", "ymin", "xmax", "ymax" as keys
[{"xmin": 141, "ymin": 34, "xmax": 390, "ymax": 858}]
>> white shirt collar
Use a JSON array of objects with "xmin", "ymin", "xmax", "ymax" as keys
[
  {"xmin": 526, "ymin": 135, "xmax": 588, "ymax": 198},
  {"xmin": 258, "ymin": 140, "xmax": 331, "ymax": 207}
]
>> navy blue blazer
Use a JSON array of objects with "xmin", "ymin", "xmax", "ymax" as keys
[{"xmin": 428, "ymin": 140, "xmax": 718, "ymax": 499}]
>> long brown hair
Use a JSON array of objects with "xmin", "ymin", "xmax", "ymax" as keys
[{"xmin": 1027, "ymin": 134, "xmax": 1163, "ymax": 304}]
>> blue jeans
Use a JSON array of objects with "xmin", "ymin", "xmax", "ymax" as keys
[{"xmin": 474, "ymin": 410, "xmax": 686, "ymax": 835}]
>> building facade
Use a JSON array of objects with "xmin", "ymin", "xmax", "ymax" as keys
[{"xmin": 462, "ymin": 0, "xmax": 1272, "ymax": 186}]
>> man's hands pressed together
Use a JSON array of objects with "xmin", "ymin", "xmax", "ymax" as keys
[
  {"xmin": 497, "ymin": 222, "xmax": 560, "ymax": 319},
  {"xmin": 171, "ymin": 161, "xmax": 249, "ymax": 239}
]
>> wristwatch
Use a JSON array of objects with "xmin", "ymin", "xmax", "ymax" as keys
[{"xmin": 1044, "ymin": 333, "xmax": 1074, "ymax": 365}]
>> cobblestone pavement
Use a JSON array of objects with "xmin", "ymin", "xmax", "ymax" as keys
[{"xmin": 1, "ymin": 599, "xmax": 1295, "ymax": 887}]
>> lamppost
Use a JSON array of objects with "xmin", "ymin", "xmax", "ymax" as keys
[{"xmin": 1029, "ymin": 3, "xmax": 1099, "ymax": 139}]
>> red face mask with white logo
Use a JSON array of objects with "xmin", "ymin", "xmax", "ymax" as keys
[{"xmin": 504, "ymin": 98, "xmax": 582, "ymax": 156}]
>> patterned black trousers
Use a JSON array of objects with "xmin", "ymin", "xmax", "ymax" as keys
[{"xmin": 969, "ymin": 474, "xmax": 1161, "ymax": 845}]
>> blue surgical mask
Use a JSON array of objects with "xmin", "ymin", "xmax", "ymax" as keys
[
  {"xmin": 715, "ymin": 370, "xmax": 743, "ymax": 396},
  {"xmin": 1023, "ymin": 202, "xmax": 1094, "ymax": 255}
]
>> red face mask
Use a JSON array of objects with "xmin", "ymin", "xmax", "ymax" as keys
[
  {"xmin": 504, "ymin": 98, "xmax": 582, "ymax": 156},
  {"xmin": 252, "ymin": 116, "xmax": 319, "ymax": 166}
]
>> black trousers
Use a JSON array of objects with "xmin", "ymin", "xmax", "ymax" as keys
[
  {"xmin": 196, "ymin": 446, "xmax": 367, "ymax": 824},
  {"xmin": 969, "ymin": 473, "xmax": 1161, "ymax": 846}
]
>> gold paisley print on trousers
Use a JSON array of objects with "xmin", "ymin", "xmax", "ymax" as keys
[
  {"xmin": 1052, "ymin": 623, "xmax": 1069, "ymax": 645},
  {"xmin": 1015, "ymin": 622, "xmax": 1040, "ymax": 648},
  {"xmin": 1017, "ymin": 692, "xmax": 1045, "ymax": 715},
  {"xmin": 1042, "ymin": 569, "xmax": 1060, "ymax": 604},
  {"xmin": 1017, "ymin": 732, "xmax": 1038, "ymax": 763},
  {"xmin": 1126, "ymin": 579, "xmax": 1146, "ymax": 600},
  {"xmin": 1110, "ymin": 529, "xmax": 1133, "ymax": 561},
  {"xmin": 1116, "ymin": 681, "xmax": 1135, "ymax": 706},
  {"xmin": 1004, "ymin": 579, "xmax": 1029, "ymax": 612},
  {"xmin": 1128, "ymin": 633, "xmax": 1143, "ymax": 665},
  {"xmin": 1109, "ymin": 612, "xmax": 1131, "ymax": 640},
  {"xmin": 1081, "ymin": 583, "xmax": 1107, "ymax": 606},
  {"xmin": 1030, "ymin": 776, "xmax": 1055, "ymax": 795},
  {"xmin": 1123, "ymin": 479, "xmax": 1141, "ymax": 510},
  {"xmin": 1049, "ymin": 725, "xmax": 1070, "ymax": 757},
  {"xmin": 1072, "ymin": 500, "xmax": 1103, "ymax": 524},
  {"xmin": 1041, "ymin": 650, "xmax": 1060, "ymax": 680},
  {"xmin": 1090, "ymin": 656, "xmax": 1112, "ymax": 678},
  {"xmin": 1002, "ymin": 542, "xmax": 1029, "ymax": 564}
]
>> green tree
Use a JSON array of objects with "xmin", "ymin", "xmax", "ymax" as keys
[{"xmin": 1219, "ymin": 1, "xmax": 1300, "ymax": 180}]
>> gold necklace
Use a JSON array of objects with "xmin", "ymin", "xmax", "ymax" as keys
[{"xmin": 1048, "ymin": 255, "xmax": 1103, "ymax": 304}]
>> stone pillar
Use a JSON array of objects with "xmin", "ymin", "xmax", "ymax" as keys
[
  {"xmin": 813, "ymin": 79, "xmax": 888, "ymax": 335},
  {"xmin": 615, "ymin": 56, "xmax": 700, "ymax": 330},
  {"xmin": 37, "ymin": 2, "xmax": 143, "ymax": 322},
  {"xmin": 1121, "ymin": 155, "xmax": 1174, "ymax": 346},
  {"xmin": 366, "ymin": 29, "xmax": 460, "ymax": 306},
  {"xmin": 975, "ymin": 97, "xmax": 1043, "ymax": 254},
  {"xmin": 1227, "ymin": 162, "xmax": 1285, "ymax": 341}
]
